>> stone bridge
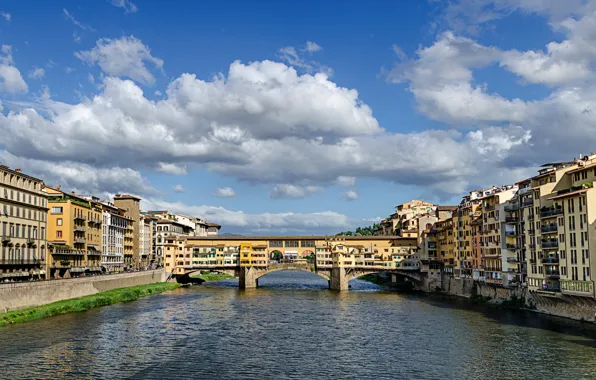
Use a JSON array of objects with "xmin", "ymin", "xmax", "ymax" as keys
[{"xmin": 179, "ymin": 262, "xmax": 432, "ymax": 291}]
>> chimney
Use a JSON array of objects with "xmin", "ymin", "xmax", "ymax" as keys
[
  {"xmin": 71, "ymin": 191, "xmax": 76, "ymax": 196},
  {"xmin": 15, "ymin": 168, "xmax": 21, "ymax": 173},
  {"xmin": 56, "ymin": 185, "xmax": 61, "ymax": 191}
]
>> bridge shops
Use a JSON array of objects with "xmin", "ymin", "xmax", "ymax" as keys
[{"xmin": 165, "ymin": 235, "xmax": 423, "ymax": 290}]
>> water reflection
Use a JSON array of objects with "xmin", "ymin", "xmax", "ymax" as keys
[{"xmin": 1, "ymin": 271, "xmax": 596, "ymax": 379}]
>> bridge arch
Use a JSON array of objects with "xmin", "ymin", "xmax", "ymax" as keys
[
  {"xmin": 269, "ymin": 250, "xmax": 283, "ymax": 261},
  {"xmin": 254, "ymin": 266, "xmax": 330, "ymax": 281}
]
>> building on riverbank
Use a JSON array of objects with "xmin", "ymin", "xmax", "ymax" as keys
[
  {"xmin": 0, "ymin": 166, "xmax": 48, "ymax": 281},
  {"xmin": 43, "ymin": 187, "xmax": 103, "ymax": 278}
]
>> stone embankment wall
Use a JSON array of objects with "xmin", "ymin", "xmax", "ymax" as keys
[
  {"xmin": 0, "ymin": 269, "xmax": 166, "ymax": 312},
  {"xmin": 440, "ymin": 275, "xmax": 596, "ymax": 323}
]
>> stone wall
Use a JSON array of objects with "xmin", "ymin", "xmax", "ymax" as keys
[
  {"xmin": 0, "ymin": 269, "xmax": 166, "ymax": 312},
  {"xmin": 439, "ymin": 275, "xmax": 596, "ymax": 323}
]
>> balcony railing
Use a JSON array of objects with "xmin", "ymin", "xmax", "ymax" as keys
[
  {"xmin": 540, "ymin": 207, "xmax": 563, "ymax": 218},
  {"xmin": 541, "ymin": 224, "xmax": 558, "ymax": 233},
  {"xmin": 74, "ymin": 238, "xmax": 87, "ymax": 244},
  {"xmin": 542, "ymin": 256, "xmax": 560, "ymax": 264},
  {"xmin": 74, "ymin": 215, "xmax": 87, "ymax": 221},
  {"xmin": 505, "ymin": 231, "xmax": 518, "ymax": 237},
  {"xmin": 506, "ymin": 243, "xmax": 519, "ymax": 250},
  {"xmin": 546, "ymin": 271, "xmax": 560, "ymax": 278},
  {"xmin": 26, "ymin": 237, "xmax": 35, "ymax": 245},
  {"xmin": 528, "ymin": 214, "xmax": 535, "ymax": 221},
  {"xmin": 0, "ymin": 259, "xmax": 41, "ymax": 265},
  {"xmin": 505, "ymin": 216, "xmax": 519, "ymax": 224},
  {"xmin": 522, "ymin": 200, "xmax": 534, "ymax": 208},
  {"xmin": 541, "ymin": 240, "xmax": 559, "ymax": 249},
  {"xmin": 506, "ymin": 257, "xmax": 520, "ymax": 263},
  {"xmin": 504, "ymin": 205, "xmax": 519, "ymax": 212},
  {"xmin": 1, "ymin": 234, "xmax": 10, "ymax": 242}
]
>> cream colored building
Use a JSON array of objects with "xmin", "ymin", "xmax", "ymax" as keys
[
  {"xmin": 0, "ymin": 166, "xmax": 48, "ymax": 280},
  {"xmin": 139, "ymin": 215, "xmax": 154, "ymax": 266}
]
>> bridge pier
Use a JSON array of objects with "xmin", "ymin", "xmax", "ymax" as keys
[
  {"xmin": 329, "ymin": 267, "xmax": 349, "ymax": 291},
  {"xmin": 239, "ymin": 267, "xmax": 260, "ymax": 289}
]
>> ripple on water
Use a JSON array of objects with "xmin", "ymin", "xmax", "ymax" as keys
[{"xmin": 1, "ymin": 271, "xmax": 596, "ymax": 380}]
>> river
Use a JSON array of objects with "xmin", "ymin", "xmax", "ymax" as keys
[{"xmin": 1, "ymin": 271, "xmax": 596, "ymax": 379}]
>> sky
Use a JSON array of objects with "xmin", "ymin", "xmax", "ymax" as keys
[{"xmin": 1, "ymin": 0, "xmax": 596, "ymax": 235}]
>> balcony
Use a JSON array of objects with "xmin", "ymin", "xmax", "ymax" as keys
[
  {"xmin": 26, "ymin": 237, "xmax": 35, "ymax": 245},
  {"xmin": 528, "ymin": 214, "xmax": 535, "ymax": 221},
  {"xmin": 505, "ymin": 216, "xmax": 519, "ymax": 224},
  {"xmin": 541, "ymin": 240, "xmax": 559, "ymax": 249},
  {"xmin": 506, "ymin": 243, "xmax": 519, "ymax": 250},
  {"xmin": 529, "ymin": 229, "xmax": 536, "ymax": 235},
  {"xmin": 504, "ymin": 204, "xmax": 519, "ymax": 212},
  {"xmin": 74, "ymin": 226, "xmax": 87, "ymax": 232},
  {"xmin": 0, "ymin": 259, "xmax": 41, "ymax": 265},
  {"xmin": 521, "ymin": 200, "xmax": 534, "ymax": 208},
  {"xmin": 74, "ymin": 238, "xmax": 87, "ymax": 244},
  {"xmin": 505, "ymin": 230, "xmax": 518, "ymax": 237},
  {"xmin": 542, "ymin": 256, "xmax": 560, "ymax": 264},
  {"xmin": 74, "ymin": 215, "xmax": 86, "ymax": 221},
  {"xmin": 546, "ymin": 271, "xmax": 560, "ymax": 279},
  {"xmin": 1, "ymin": 234, "xmax": 10, "ymax": 243},
  {"xmin": 540, "ymin": 207, "xmax": 563, "ymax": 219},
  {"xmin": 541, "ymin": 224, "xmax": 558, "ymax": 234},
  {"xmin": 506, "ymin": 257, "xmax": 520, "ymax": 263}
]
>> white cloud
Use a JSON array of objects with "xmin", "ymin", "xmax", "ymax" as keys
[
  {"xmin": 278, "ymin": 43, "xmax": 332, "ymax": 75},
  {"xmin": 154, "ymin": 90, "xmax": 162, "ymax": 96},
  {"xmin": 343, "ymin": 190, "xmax": 358, "ymax": 201},
  {"xmin": 88, "ymin": 73, "xmax": 95, "ymax": 83},
  {"xmin": 63, "ymin": 9, "xmax": 95, "ymax": 32},
  {"xmin": 155, "ymin": 162, "xmax": 187, "ymax": 175},
  {"xmin": 305, "ymin": 41, "xmax": 322, "ymax": 53},
  {"xmin": 0, "ymin": 45, "xmax": 28, "ymax": 93},
  {"xmin": 0, "ymin": 150, "xmax": 157, "ymax": 196},
  {"xmin": 173, "ymin": 184, "xmax": 185, "ymax": 193},
  {"xmin": 65, "ymin": 67, "xmax": 75, "ymax": 74},
  {"xmin": 111, "ymin": 0, "xmax": 138, "ymax": 13},
  {"xmin": 335, "ymin": 176, "xmax": 356, "ymax": 187},
  {"xmin": 141, "ymin": 198, "xmax": 365, "ymax": 234},
  {"xmin": 0, "ymin": 11, "xmax": 11, "ymax": 21},
  {"xmin": 28, "ymin": 67, "xmax": 45, "ymax": 80},
  {"xmin": 73, "ymin": 32, "xmax": 81, "ymax": 44},
  {"xmin": 271, "ymin": 184, "xmax": 323, "ymax": 199},
  {"xmin": 75, "ymin": 36, "xmax": 163, "ymax": 85},
  {"xmin": 215, "ymin": 187, "xmax": 236, "ymax": 197}
]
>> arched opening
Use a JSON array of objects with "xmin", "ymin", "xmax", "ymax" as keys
[
  {"xmin": 269, "ymin": 250, "xmax": 283, "ymax": 262},
  {"xmin": 255, "ymin": 269, "xmax": 329, "ymax": 289}
]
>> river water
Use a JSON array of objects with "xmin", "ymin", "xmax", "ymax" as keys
[{"xmin": 2, "ymin": 271, "xmax": 596, "ymax": 379}]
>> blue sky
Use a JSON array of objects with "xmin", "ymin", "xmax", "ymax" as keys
[{"xmin": 1, "ymin": 0, "xmax": 596, "ymax": 234}]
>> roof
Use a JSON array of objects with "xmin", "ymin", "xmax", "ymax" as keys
[
  {"xmin": 0, "ymin": 165, "xmax": 45, "ymax": 183},
  {"xmin": 549, "ymin": 188, "xmax": 590, "ymax": 200},
  {"xmin": 207, "ymin": 222, "xmax": 221, "ymax": 228},
  {"xmin": 437, "ymin": 206, "xmax": 458, "ymax": 211},
  {"xmin": 183, "ymin": 235, "xmax": 418, "ymax": 242},
  {"xmin": 114, "ymin": 193, "xmax": 142, "ymax": 201}
]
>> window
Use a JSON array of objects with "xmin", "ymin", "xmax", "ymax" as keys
[
  {"xmin": 56, "ymin": 231, "xmax": 62, "ymax": 238},
  {"xmin": 57, "ymin": 218, "xmax": 63, "ymax": 226},
  {"xmin": 51, "ymin": 206, "xmax": 63, "ymax": 214}
]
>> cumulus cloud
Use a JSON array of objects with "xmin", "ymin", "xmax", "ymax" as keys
[
  {"xmin": 156, "ymin": 162, "xmax": 187, "ymax": 175},
  {"xmin": 75, "ymin": 36, "xmax": 163, "ymax": 85},
  {"xmin": 173, "ymin": 184, "xmax": 185, "ymax": 193},
  {"xmin": 141, "ymin": 198, "xmax": 372, "ymax": 235},
  {"xmin": 0, "ymin": 45, "xmax": 28, "ymax": 93},
  {"xmin": 0, "ymin": 150, "xmax": 157, "ymax": 197},
  {"xmin": 335, "ymin": 176, "xmax": 356, "ymax": 187},
  {"xmin": 28, "ymin": 67, "xmax": 45, "ymax": 80},
  {"xmin": 111, "ymin": 0, "xmax": 138, "ymax": 13},
  {"xmin": 270, "ymin": 184, "xmax": 323, "ymax": 199},
  {"xmin": 215, "ymin": 187, "xmax": 236, "ymax": 197},
  {"xmin": 343, "ymin": 190, "xmax": 358, "ymax": 201},
  {"xmin": 278, "ymin": 41, "xmax": 331, "ymax": 74}
]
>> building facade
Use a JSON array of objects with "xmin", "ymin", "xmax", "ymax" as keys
[
  {"xmin": 44, "ymin": 187, "xmax": 103, "ymax": 278},
  {"xmin": 114, "ymin": 194, "xmax": 143, "ymax": 268},
  {"xmin": 0, "ymin": 166, "xmax": 48, "ymax": 281}
]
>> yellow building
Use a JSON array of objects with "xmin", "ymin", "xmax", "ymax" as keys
[
  {"xmin": 0, "ymin": 166, "xmax": 48, "ymax": 280},
  {"xmin": 43, "ymin": 187, "xmax": 103, "ymax": 278}
]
